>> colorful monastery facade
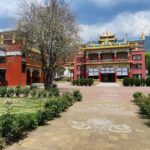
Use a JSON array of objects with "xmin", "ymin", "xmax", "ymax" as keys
[
  {"xmin": 74, "ymin": 33, "xmax": 146, "ymax": 82},
  {"xmin": 0, "ymin": 30, "xmax": 43, "ymax": 86}
]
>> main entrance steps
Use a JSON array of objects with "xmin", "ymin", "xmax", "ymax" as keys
[{"xmin": 96, "ymin": 82, "xmax": 122, "ymax": 87}]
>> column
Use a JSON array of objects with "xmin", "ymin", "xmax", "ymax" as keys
[
  {"xmin": 114, "ymin": 52, "xmax": 117, "ymax": 61},
  {"xmin": 98, "ymin": 52, "xmax": 101, "ymax": 62},
  {"xmin": 86, "ymin": 52, "xmax": 89, "ymax": 62},
  {"xmin": 98, "ymin": 71, "xmax": 101, "ymax": 82},
  {"xmin": 39, "ymin": 70, "xmax": 42, "ymax": 83},
  {"xmin": 30, "ymin": 69, "xmax": 33, "ymax": 85},
  {"xmin": 115, "ymin": 72, "xmax": 117, "ymax": 82},
  {"xmin": 128, "ymin": 51, "xmax": 130, "ymax": 61}
]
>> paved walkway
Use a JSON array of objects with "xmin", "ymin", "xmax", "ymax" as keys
[
  {"xmin": 6, "ymin": 85, "xmax": 150, "ymax": 150},
  {"xmin": 96, "ymin": 82, "xmax": 121, "ymax": 87}
]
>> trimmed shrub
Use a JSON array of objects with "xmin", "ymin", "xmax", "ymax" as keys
[
  {"xmin": 123, "ymin": 77, "xmax": 130, "ymax": 86},
  {"xmin": 87, "ymin": 78, "xmax": 94, "ymax": 86},
  {"xmin": 73, "ymin": 90, "xmax": 82, "ymax": 101},
  {"xmin": 72, "ymin": 80, "xmax": 76, "ymax": 85},
  {"xmin": 146, "ymin": 77, "xmax": 150, "ymax": 86},
  {"xmin": 76, "ymin": 79, "xmax": 80, "ymax": 86},
  {"xmin": 134, "ymin": 78, "xmax": 141, "ymax": 87},
  {"xmin": 6, "ymin": 88, "xmax": 14, "ymax": 97},
  {"xmin": 15, "ymin": 86, "xmax": 22, "ymax": 97},
  {"xmin": 140, "ymin": 78, "xmax": 146, "ymax": 86},
  {"xmin": 22, "ymin": 87, "xmax": 30, "ymax": 97},
  {"xmin": 0, "ymin": 87, "xmax": 7, "ymax": 97},
  {"xmin": 130, "ymin": 78, "xmax": 135, "ymax": 86}
]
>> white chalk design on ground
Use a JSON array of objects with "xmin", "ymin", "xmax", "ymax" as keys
[{"xmin": 72, "ymin": 118, "xmax": 131, "ymax": 134}]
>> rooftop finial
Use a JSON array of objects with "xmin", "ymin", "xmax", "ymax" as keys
[{"xmin": 141, "ymin": 32, "xmax": 145, "ymax": 40}]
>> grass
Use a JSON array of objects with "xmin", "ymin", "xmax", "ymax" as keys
[{"xmin": 0, "ymin": 98, "xmax": 46, "ymax": 115}]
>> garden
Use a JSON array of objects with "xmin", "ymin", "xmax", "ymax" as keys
[
  {"xmin": 0, "ymin": 86, "xmax": 82, "ymax": 149},
  {"xmin": 123, "ymin": 77, "xmax": 150, "ymax": 87}
]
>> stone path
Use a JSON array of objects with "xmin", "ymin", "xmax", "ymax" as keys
[
  {"xmin": 6, "ymin": 85, "xmax": 150, "ymax": 150},
  {"xmin": 96, "ymin": 82, "xmax": 121, "ymax": 87}
]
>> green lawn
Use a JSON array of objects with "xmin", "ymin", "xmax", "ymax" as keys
[{"xmin": 0, "ymin": 98, "xmax": 46, "ymax": 115}]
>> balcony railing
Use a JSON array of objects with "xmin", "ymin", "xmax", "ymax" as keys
[
  {"xmin": 87, "ymin": 58, "xmax": 129, "ymax": 63},
  {"xmin": 26, "ymin": 58, "xmax": 42, "ymax": 67}
]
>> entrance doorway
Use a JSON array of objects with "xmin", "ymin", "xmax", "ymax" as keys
[{"xmin": 101, "ymin": 74, "xmax": 115, "ymax": 82}]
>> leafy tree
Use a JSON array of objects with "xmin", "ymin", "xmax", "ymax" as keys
[
  {"xmin": 145, "ymin": 52, "xmax": 150, "ymax": 76},
  {"xmin": 18, "ymin": 0, "xmax": 79, "ymax": 90}
]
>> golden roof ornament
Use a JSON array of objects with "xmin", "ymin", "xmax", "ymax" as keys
[{"xmin": 141, "ymin": 32, "xmax": 145, "ymax": 40}]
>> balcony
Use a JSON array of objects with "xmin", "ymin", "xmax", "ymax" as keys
[
  {"xmin": 26, "ymin": 58, "xmax": 42, "ymax": 67},
  {"xmin": 86, "ymin": 58, "xmax": 130, "ymax": 64}
]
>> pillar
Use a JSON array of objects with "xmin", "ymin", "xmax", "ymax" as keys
[
  {"xmin": 114, "ymin": 52, "xmax": 117, "ymax": 61},
  {"xmin": 115, "ymin": 72, "xmax": 117, "ymax": 82},
  {"xmin": 30, "ymin": 69, "xmax": 33, "ymax": 85},
  {"xmin": 98, "ymin": 53, "xmax": 101, "ymax": 62},
  {"xmin": 98, "ymin": 72, "xmax": 101, "ymax": 82},
  {"xmin": 39, "ymin": 70, "xmax": 42, "ymax": 83}
]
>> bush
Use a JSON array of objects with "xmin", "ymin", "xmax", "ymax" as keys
[
  {"xmin": 0, "ymin": 87, "xmax": 7, "ymax": 97},
  {"xmin": 37, "ymin": 91, "xmax": 44, "ymax": 98},
  {"xmin": 130, "ymin": 78, "xmax": 134, "ymax": 86},
  {"xmin": 133, "ymin": 92, "xmax": 150, "ymax": 117},
  {"xmin": 87, "ymin": 78, "xmax": 94, "ymax": 86},
  {"xmin": 15, "ymin": 86, "xmax": 22, "ymax": 97},
  {"xmin": 72, "ymin": 80, "xmax": 76, "ymax": 85},
  {"xmin": 123, "ymin": 77, "xmax": 130, "ymax": 86},
  {"xmin": 6, "ymin": 88, "xmax": 14, "ymax": 97},
  {"xmin": 140, "ymin": 78, "xmax": 146, "ymax": 86},
  {"xmin": 0, "ymin": 113, "xmax": 38, "ymax": 144},
  {"xmin": 30, "ymin": 90, "xmax": 37, "ymax": 97},
  {"xmin": 73, "ymin": 90, "xmax": 82, "ymax": 101},
  {"xmin": 76, "ymin": 79, "xmax": 80, "ymax": 86},
  {"xmin": 50, "ymin": 88, "xmax": 59, "ymax": 97},
  {"xmin": 146, "ymin": 77, "xmax": 150, "ymax": 86},
  {"xmin": 134, "ymin": 78, "xmax": 141, "ymax": 87},
  {"xmin": 22, "ymin": 87, "xmax": 30, "ymax": 97}
]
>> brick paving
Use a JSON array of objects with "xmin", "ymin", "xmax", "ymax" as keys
[{"xmin": 6, "ymin": 84, "xmax": 150, "ymax": 150}]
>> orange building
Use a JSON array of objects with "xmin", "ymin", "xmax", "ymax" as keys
[{"xmin": 0, "ymin": 30, "xmax": 43, "ymax": 86}]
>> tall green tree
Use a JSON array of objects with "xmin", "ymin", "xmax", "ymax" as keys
[
  {"xmin": 18, "ymin": 0, "xmax": 79, "ymax": 90},
  {"xmin": 146, "ymin": 52, "xmax": 150, "ymax": 76}
]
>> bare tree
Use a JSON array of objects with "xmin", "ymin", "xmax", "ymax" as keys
[{"xmin": 18, "ymin": 0, "xmax": 79, "ymax": 90}]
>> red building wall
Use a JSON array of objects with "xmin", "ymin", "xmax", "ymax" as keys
[
  {"xmin": 129, "ymin": 50, "xmax": 146, "ymax": 79},
  {"xmin": 6, "ymin": 56, "xmax": 26, "ymax": 86}
]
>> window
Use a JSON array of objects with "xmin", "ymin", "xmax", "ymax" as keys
[
  {"xmin": 77, "ymin": 58, "xmax": 83, "ymax": 63},
  {"xmin": 0, "ymin": 56, "xmax": 6, "ymax": 63},
  {"xmin": 77, "ymin": 66, "xmax": 84, "ymax": 71},
  {"xmin": 132, "ymin": 64, "xmax": 142, "ymax": 69},
  {"xmin": 101, "ymin": 67, "xmax": 115, "ymax": 74},
  {"xmin": 21, "ymin": 62, "xmax": 26, "ymax": 73},
  {"xmin": 89, "ymin": 68, "xmax": 99, "ymax": 76},
  {"xmin": 116, "ymin": 67, "xmax": 128, "ymax": 76},
  {"xmin": 0, "ymin": 70, "xmax": 5, "ymax": 81},
  {"xmin": 133, "ymin": 74, "xmax": 142, "ymax": 79},
  {"xmin": 132, "ymin": 54, "xmax": 141, "ymax": 60}
]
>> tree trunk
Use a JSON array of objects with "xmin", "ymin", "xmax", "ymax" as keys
[{"xmin": 44, "ymin": 71, "xmax": 54, "ymax": 90}]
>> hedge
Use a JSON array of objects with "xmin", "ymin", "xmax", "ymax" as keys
[
  {"xmin": 123, "ymin": 77, "xmax": 147, "ymax": 87},
  {"xmin": 133, "ymin": 92, "xmax": 150, "ymax": 118},
  {"xmin": 72, "ymin": 78, "xmax": 94, "ymax": 86},
  {"xmin": 0, "ymin": 86, "xmax": 60, "ymax": 98}
]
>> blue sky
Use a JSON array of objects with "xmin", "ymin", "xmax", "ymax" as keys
[{"xmin": 0, "ymin": 0, "xmax": 150, "ymax": 42}]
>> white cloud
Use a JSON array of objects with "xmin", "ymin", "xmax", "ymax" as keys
[
  {"xmin": 0, "ymin": 0, "xmax": 45, "ymax": 18},
  {"xmin": 79, "ymin": 11, "xmax": 150, "ymax": 41},
  {"xmin": 92, "ymin": 0, "xmax": 143, "ymax": 7}
]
